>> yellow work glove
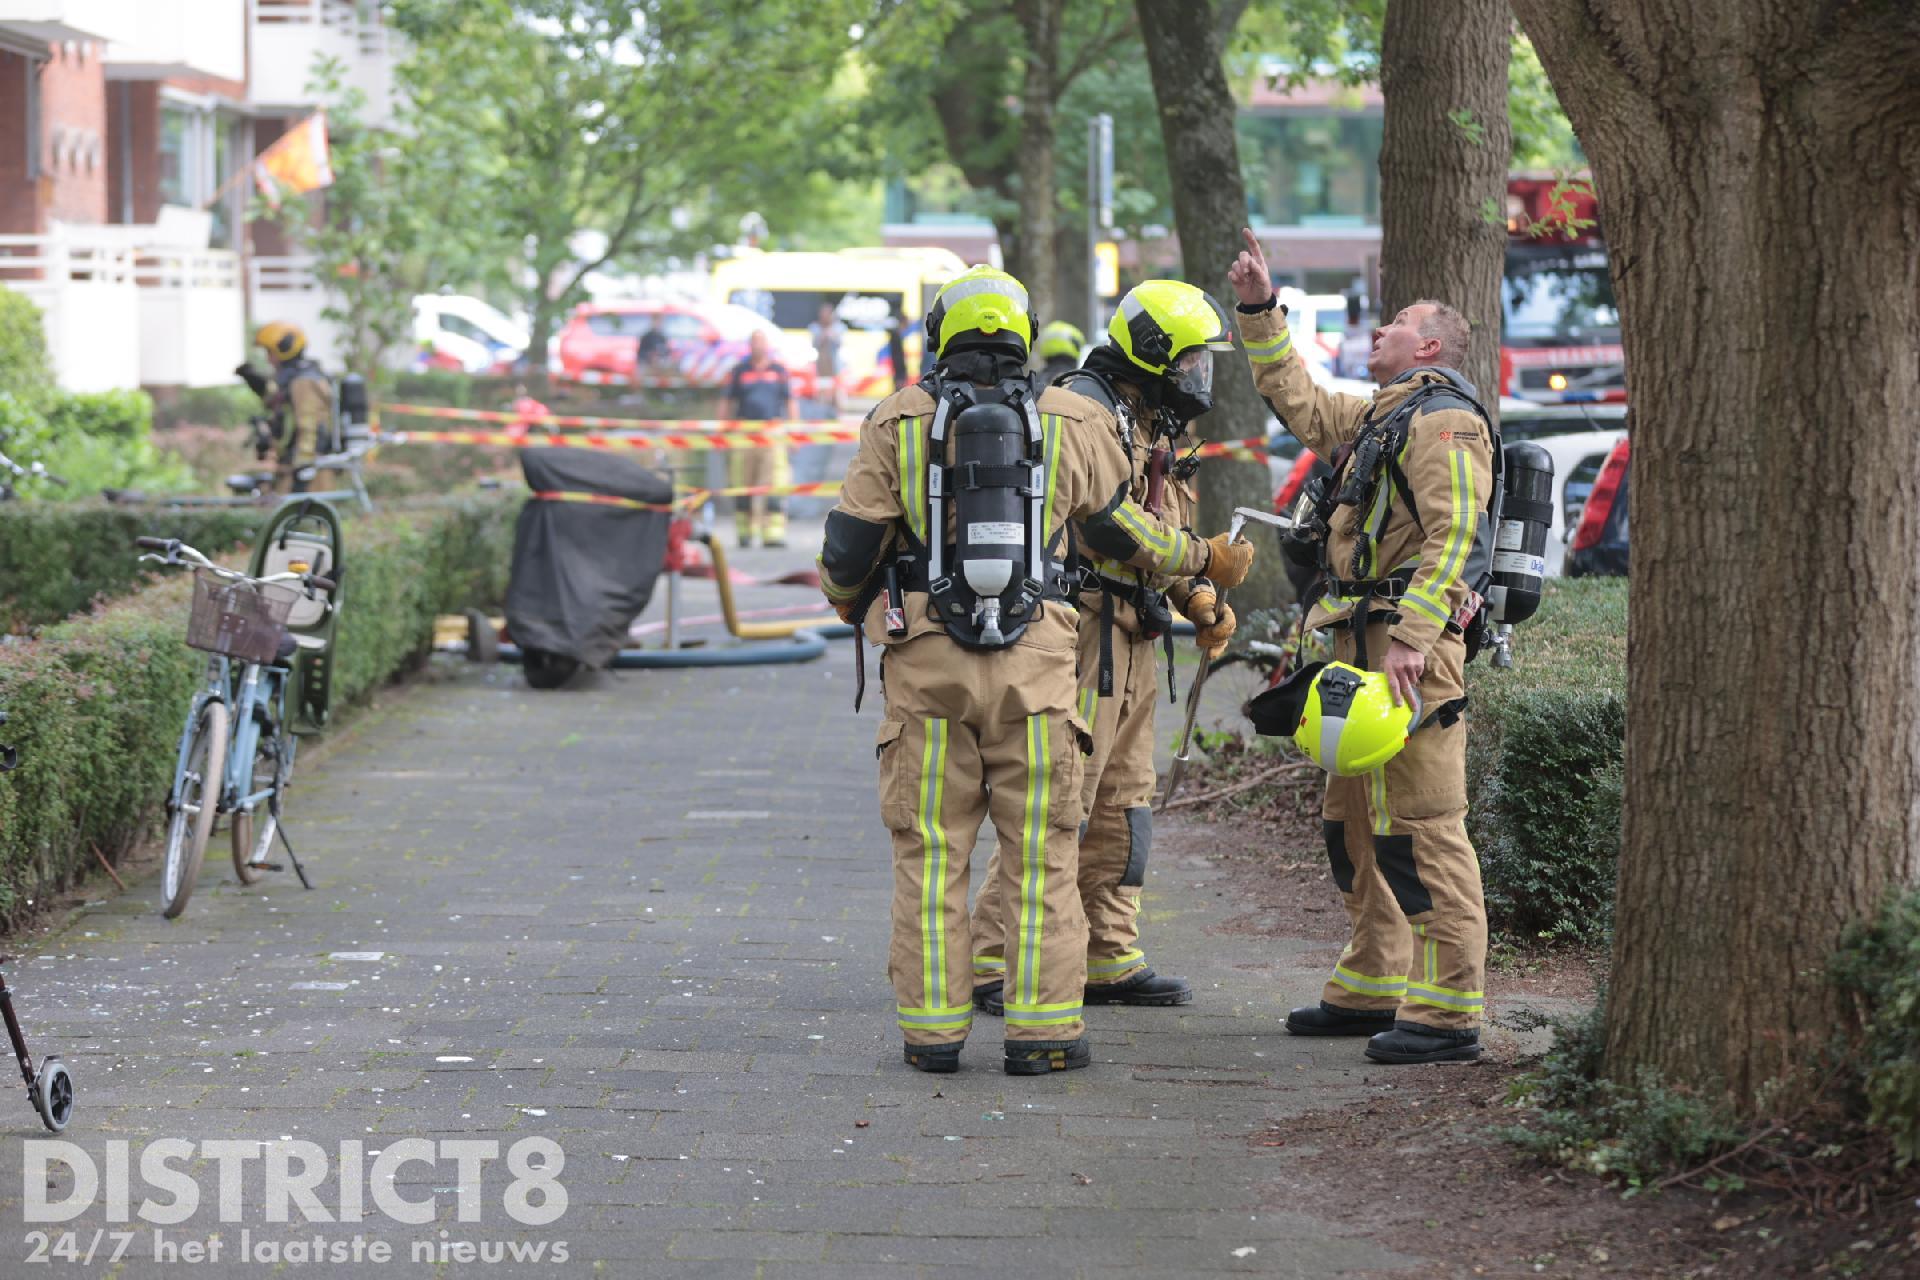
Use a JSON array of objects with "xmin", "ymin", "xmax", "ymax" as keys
[
  {"xmin": 1202, "ymin": 531, "xmax": 1256, "ymax": 590},
  {"xmin": 1185, "ymin": 584, "xmax": 1237, "ymax": 659}
]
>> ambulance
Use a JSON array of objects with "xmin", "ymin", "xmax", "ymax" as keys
[{"xmin": 710, "ymin": 247, "xmax": 969, "ymax": 404}]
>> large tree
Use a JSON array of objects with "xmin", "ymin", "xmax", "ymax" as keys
[
  {"xmin": 1509, "ymin": 0, "xmax": 1920, "ymax": 1110},
  {"xmin": 1134, "ymin": 0, "xmax": 1282, "ymax": 603},
  {"xmin": 1376, "ymin": 0, "xmax": 1510, "ymax": 413}
]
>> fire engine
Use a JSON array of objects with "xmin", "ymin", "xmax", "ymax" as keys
[{"xmin": 1501, "ymin": 175, "xmax": 1625, "ymax": 404}]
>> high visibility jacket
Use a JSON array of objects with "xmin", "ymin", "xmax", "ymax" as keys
[
  {"xmin": 1238, "ymin": 299, "xmax": 1493, "ymax": 656},
  {"xmin": 819, "ymin": 380, "xmax": 1211, "ymax": 646}
]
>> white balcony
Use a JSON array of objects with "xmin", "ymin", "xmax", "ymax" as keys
[
  {"xmin": 135, "ymin": 249, "xmax": 244, "ymax": 387},
  {"xmin": 0, "ymin": 235, "xmax": 141, "ymax": 393},
  {"xmin": 248, "ymin": 0, "xmax": 394, "ymax": 126},
  {"xmin": 105, "ymin": 0, "xmax": 245, "ymax": 83},
  {"xmin": 247, "ymin": 255, "xmax": 343, "ymax": 368},
  {"xmin": 0, "ymin": 0, "xmax": 138, "ymax": 45}
]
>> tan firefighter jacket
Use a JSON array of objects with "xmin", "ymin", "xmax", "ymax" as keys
[
  {"xmin": 1238, "ymin": 299, "xmax": 1494, "ymax": 656},
  {"xmin": 818, "ymin": 380, "xmax": 1213, "ymax": 648}
]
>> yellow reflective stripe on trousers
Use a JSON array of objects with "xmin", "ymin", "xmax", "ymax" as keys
[
  {"xmin": 1243, "ymin": 331, "xmax": 1292, "ymax": 363},
  {"xmin": 1404, "ymin": 448, "xmax": 1477, "ymax": 618},
  {"xmin": 1004, "ymin": 998, "xmax": 1084, "ymax": 1027},
  {"xmin": 1332, "ymin": 965, "xmax": 1407, "ymax": 997},
  {"xmin": 1368, "ymin": 768, "xmax": 1391, "ymax": 836},
  {"xmin": 915, "ymin": 718, "xmax": 951, "ymax": 1018},
  {"xmin": 897, "ymin": 1004, "xmax": 974, "ymax": 1033},
  {"xmin": 1086, "ymin": 950, "xmax": 1145, "ymax": 977},
  {"xmin": 1077, "ymin": 687, "xmax": 1100, "ymax": 734},
  {"xmin": 972, "ymin": 953, "xmax": 1005, "ymax": 975},
  {"xmin": 1017, "ymin": 713, "xmax": 1052, "ymax": 1009},
  {"xmin": 897, "ymin": 415, "xmax": 925, "ymax": 544},
  {"xmin": 1405, "ymin": 981, "xmax": 1484, "ymax": 1011}
]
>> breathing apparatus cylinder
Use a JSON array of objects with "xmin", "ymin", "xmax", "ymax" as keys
[
  {"xmin": 1486, "ymin": 441, "xmax": 1554, "ymax": 666},
  {"xmin": 951, "ymin": 402, "xmax": 1029, "ymax": 646}
]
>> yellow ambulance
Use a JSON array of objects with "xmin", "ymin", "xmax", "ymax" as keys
[{"xmin": 709, "ymin": 247, "xmax": 969, "ymax": 404}]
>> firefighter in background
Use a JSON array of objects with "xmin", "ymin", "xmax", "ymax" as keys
[
  {"xmin": 236, "ymin": 323, "xmax": 333, "ymax": 493},
  {"xmin": 816, "ymin": 267, "xmax": 1255, "ymax": 1076},
  {"xmin": 723, "ymin": 330, "xmax": 793, "ymax": 548},
  {"xmin": 1035, "ymin": 321, "xmax": 1085, "ymax": 381},
  {"xmin": 1229, "ymin": 227, "xmax": 1493, "ymax": 1065},
  {"xmin": 972, "ymin": 280, "xmax": 1238, "ymax": 1016}
]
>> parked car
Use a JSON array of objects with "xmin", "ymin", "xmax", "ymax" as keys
[
  {"xmin": 1565, "ymin": 435, "xmax": 1629, "ymax": 577},
  {"xmin": 411, "ymin": 295, "xmax": 528, "ymax": 374},
  {"xmin": 554, "ymin": 298, "xmax": 818, "ymax": 397},
  {"xmin": 1498, "ymin": 400, "xmax": 1628, "ymax": 443}
]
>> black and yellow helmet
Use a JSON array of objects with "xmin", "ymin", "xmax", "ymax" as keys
[
  {"xmin": 254, "ymin": 322, "xmax": 307, "ymax": 362},
  {"xmin": 1037, "ymin": 321, "xmax": 1085, "ymax": 362},
  {"xmin": 926, "ymin": 266, "xmax": 1034, "ymax": 360},
  {"xmin": 1106, "ymin": 280, "xmax": 1234, "ymax": 417}
]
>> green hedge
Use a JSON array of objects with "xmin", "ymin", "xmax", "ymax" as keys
[
  {"xmin": 156, "ymin": 385, "xmax": 259, "ymax": 430},
  {"xmin": 0, "ymin": 290, "xmax": 54, "ymax": 411},
  {"xmin": 0, "ymin": 496, "xmax": 518, "ymax": 922},
  {"xmin": 1467, "ymin": 577, "xmax": 1628, "ymax": 946},
  {"xmin": 0, "ymin": 505, "xmax": 263, "ymax": 632}
]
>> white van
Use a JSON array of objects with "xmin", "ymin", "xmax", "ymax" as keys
[{"xmin": 410, "ymin": 295, "xmax": 529, "ymax": 374}]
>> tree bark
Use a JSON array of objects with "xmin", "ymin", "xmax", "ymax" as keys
[
  {"xmin": 1054, "ymin": 219, "xmax": 1091, "ymax": 335},
  {"xmin": 1510, "ymin": 0, "xmax": 1920, "ymax": 1111},
  {"xmin": 1377, "ymin": 0, "xmax": 1511, "ymax": 421},
  {"xmin": 1014, "ymin": 0, "xmax": 1062, "ymax": 330},
  {"xmin": 1135, "ymin": 0, "xmax": 1286, "ymax": 604}
]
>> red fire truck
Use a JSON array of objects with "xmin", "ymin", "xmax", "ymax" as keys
[{"xmin": 1501, "ymin": 175, "xmax": 1625, "ymax": 404}]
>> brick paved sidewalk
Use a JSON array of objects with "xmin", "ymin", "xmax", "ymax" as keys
[{"xmin": 0, "ymin": 583, "xmax": 1491, "ymax": 1277}]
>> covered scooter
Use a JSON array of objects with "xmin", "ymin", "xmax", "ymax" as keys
[{"xmin": 505, "ymin": 448, "xmax": 673, "ymax": 689}]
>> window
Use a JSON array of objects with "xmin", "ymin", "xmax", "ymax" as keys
[{"xmin": 1240, "ymin": 112, "xmax": 1384, "ymax": 226}]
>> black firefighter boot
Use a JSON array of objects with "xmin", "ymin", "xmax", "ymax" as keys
[
  {"xmin": 903, "ymin": 1041, "xmax": 963, "ymax": 1074},
  {"xmin": 1284, "ymin": 1001, "xmax": 1397, "ymax": 1036},
  {"xmin": 972, "ymin": 981, "xmax": 1004, "ymax": 1017},
  {"xmin": 1084, "ymin": 968, "xmax": 1194, "ymax": 1007},
  {"xmin": 1363, "ymin": 1021, "xmax": 1482, "ymax": 1064},
  {"xmin": 1004, "ymin": 1039, "xmax": 1090, "ymax": 1075}
]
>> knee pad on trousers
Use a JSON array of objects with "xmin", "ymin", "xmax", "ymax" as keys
[
  {"xmin": 1324, "ymin": 821, "xmax": 1355, "ymax": 894},
  {"xmin": 1119, "ymin": 806, "xmax": 1152, "ymax": 888},
  {"xmin": 1374, "ymin": 833, "xmax": 1434, "ymax": 915}
]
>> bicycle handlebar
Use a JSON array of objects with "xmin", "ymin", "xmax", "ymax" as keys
[
  {"xmin": 134, "ymin": 536, "xmax": 174, "ymax": 551},
  {"xmin": 305, "ymin": 574, "xmax": 336, "ymax": 593},
  {"xmin": 136, "ymin": 535, "xmax": 335, "ymax": 595}
]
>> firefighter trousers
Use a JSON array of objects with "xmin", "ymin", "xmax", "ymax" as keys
[
  {"xmin": 1319, "ymin": 619, "xmax": 1487, "ymax": 1032},
  {"xmin": 876, "ymin": 628, "xmax": 1091, "ymax": 1046},
  {"xmin": 972, "ymin": 611, "xmax": 1159, "ymax": 987}
]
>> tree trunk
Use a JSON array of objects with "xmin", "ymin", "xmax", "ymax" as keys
[
  {"xmin": 1377, "ymin": 0, "xmax": 1510, "ymax": 421},
  {"xmin": 1135, "ymin": 0, "xmax": 1285, "ymax": 604},
  {"xmin": 1510, "ymin": 0, "xmax": 1920, "ymax": 1111},
  {"xmin": 1013, "ymin": 1, "xmax": 1062, "ymax": 330},
  {"xmin": 1053, "ymin": 219, "xmax": 1091, "ymax": 335}
]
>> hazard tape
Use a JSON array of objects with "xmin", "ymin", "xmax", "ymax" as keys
[
  {"xmin": 380, "ymin": 402, "xmax": 859, "ymax": 433},
  {"xmin": 530, "ymin": 479, "xmax": 844, "ymax": 514},
  {"xmin": 563, "ymin": 370, "xmax": 726, "ymax": 388},
  {"xmin": 378, "ymin": 429, "xmax": 857, "ymax": 451}
]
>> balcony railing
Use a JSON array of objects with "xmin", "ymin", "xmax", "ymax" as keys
[
  {"xmin": 249, "ymin": 0, "xmax": 394, "ymax": 122},
  {"xmin": 247, "ymin": 254, "xmax": 343, "ymax": 367},
  {"xmin": 0, "ymin": 236, "xmax": 141, "ymax": 393}
]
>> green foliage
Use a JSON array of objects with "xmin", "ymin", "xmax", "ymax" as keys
[
  {"xmin": 0, "ymin": 506, "xmax": 262, "ymax": 631},
  {"xmin": 37, "ymin": 390, "xmax": 199, "ymax": 495},
  {"xmin": 0, "ymin": 290, "xmax": 54, "ymax": 411},
  {"xmin": 1502, "ymin": 998, "xmax": 1747, "ymax": 1191},
  {"xmin": 1831, "ymin": 888, "xmax": 1920, "ymax": 1167},
  {"xmin": 0, "ymin": 497, "xmax": 518, "ymax": 923},
  {"xmin": 1509, "ymin": 30, "xmax": 1583, "ymax": 170},
  {"xmin": 1467, "ymin": 577, "xmax": 1627, "ymax": 945},
  {"xmin": 158, "ymin": 385, "xmax": 260, "ymax": 430}
]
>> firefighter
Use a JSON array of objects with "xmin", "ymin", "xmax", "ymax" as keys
[
  {"xmin": 1229, "ymin": 227, "xmax": 1493, "ymax": 1065},
  {"xmin": 236, "ymin": 323, "xmax": 333, "ymax": 494},
  {"xmin": 1035, "ymin": 320, "xmax": 1085, "ymax": 381},
  {"xmin": 971, "ymin": 280, "xmax": 1240, "ymax": 1016},
  {"xmin": 817, "ymin": 267, "xmax": 1255, "ymax": 1076}
]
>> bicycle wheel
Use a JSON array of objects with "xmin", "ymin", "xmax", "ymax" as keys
[
  {"xmin": 161, "ymin": 700, "xmax": 228, "ymax": 919},
  {"xmin": 230, "ymin": 706, "xmax": 284, "ymax": 886}
]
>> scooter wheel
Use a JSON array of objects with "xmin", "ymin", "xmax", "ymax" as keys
[
  {"xmin": 32, "ymin": 1057, "xmax": 72, "ymax": 1132},
  {"xmin": 522, "ymin": 648, "xmax": 580, "ymax": 691}
]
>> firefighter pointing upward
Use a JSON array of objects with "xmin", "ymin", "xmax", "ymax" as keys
[{"xmin": 817, "ymin": 267, "xmax": 1254, "ymax": 1076}]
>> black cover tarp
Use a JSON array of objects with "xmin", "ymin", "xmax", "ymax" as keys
[{"xmin": 504, "ymin": 448, "xmax": 673, "ymax": 668}]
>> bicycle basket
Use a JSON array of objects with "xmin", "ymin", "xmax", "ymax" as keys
[{"xmin": 185, "ymin": 570, "xmax": 299, "ymax": 664}]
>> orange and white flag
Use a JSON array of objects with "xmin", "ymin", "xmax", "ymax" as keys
[{"xmin": 253, "ymin": 113, "xmax": 334, "ymax": 208}]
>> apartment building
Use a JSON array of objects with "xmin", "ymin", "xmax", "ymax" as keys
[{"xmin": 0, "ymin": 0, "xmax": 394, "ymax": 391}]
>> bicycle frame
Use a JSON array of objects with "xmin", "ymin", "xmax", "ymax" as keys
[{"xmin": 165, "ymin": 653, "xmax": 296, "ymax": 821}]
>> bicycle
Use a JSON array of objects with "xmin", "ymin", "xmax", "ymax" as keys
[
  {"xmin": 135, "ymin": 534, "xmax": 335, "ymax": 917},
  {"xmin": 0, "ymin": 446, "xmax": 66, "ymax": 501}
]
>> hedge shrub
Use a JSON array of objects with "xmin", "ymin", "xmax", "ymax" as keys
[
  {"xmin": 157, "ymin": 385, "xmax": 259, "ymax": 430},
  {"xmin": 1467, "ymin": 576, "xmax": 1627, "ymax": 945},
  {"xmin": 0, "ymin": 505, "xmax": 262, "ymax": 632},
  {"xmin": 1831, "ymin": 887, "xmax": 1920, "ymax": 1167},
  {"xmin": 0, "ymin": 290, "xmax": 54, "ymax": 411},
  {"xmin": 0, "ymin": 495, "xmax": 518, "ymax": 922}
]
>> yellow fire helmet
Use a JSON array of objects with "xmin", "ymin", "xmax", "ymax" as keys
[
  {"xmin": 255, "ymin": 322, "xmax": 307, "ymax": 362},
  {"xmin": 1291, "ymin": 661, "xmax": 1420, "ymax": 777},
  {"xmin": 1107, "ymin": 280, "xmax": 1233, "ymax": 377},
  {"xmin": 926, "ymin": 266, "xmax": 1034, "ymax": 360},
  {"xmin": 1037, "ymin": 320, "xmax": 1085, "ymax": 362}
]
